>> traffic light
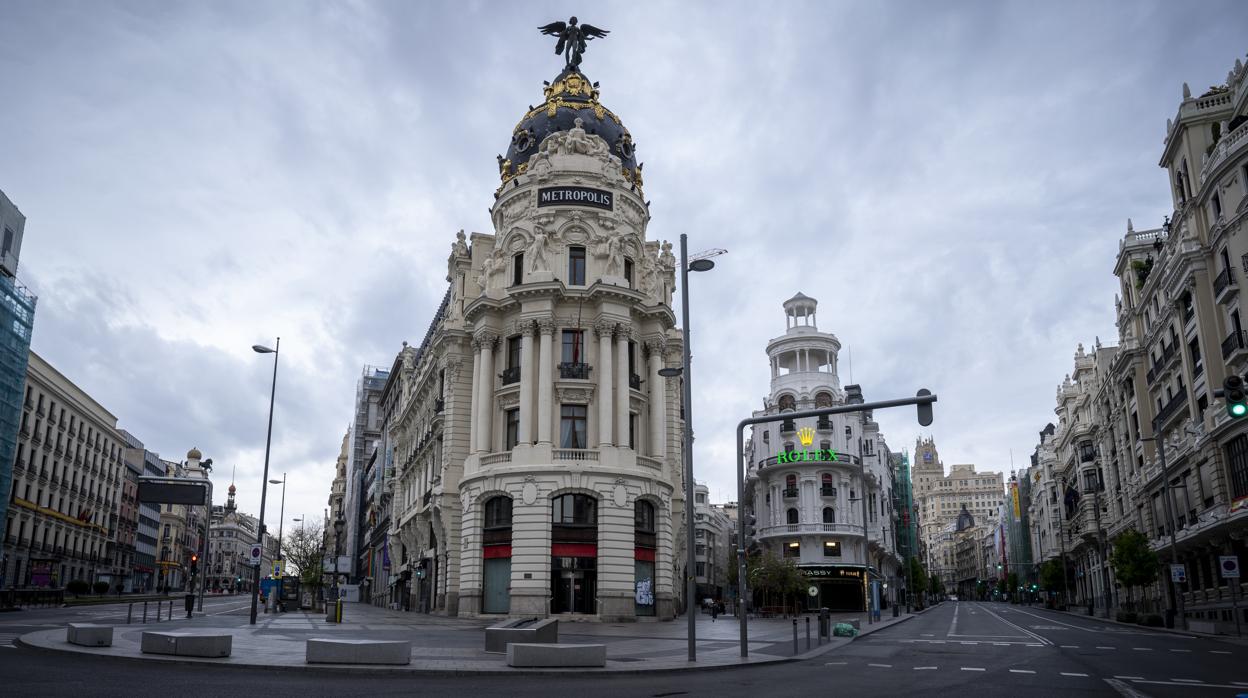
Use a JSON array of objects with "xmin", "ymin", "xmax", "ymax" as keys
[
  {"xmin": 190, "ymin": 553, "xmax": 199, "ymax": 575},
  {"xmin": 1222, "ymin": 376, "xmax": 1248, "ymax": 418},
  {"xmin": 744, "ymin": 512, "xmax": 757, "ymax": 539}
]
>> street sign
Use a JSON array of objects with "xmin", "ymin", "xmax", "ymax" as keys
[
  {"xmin": 1221, "ymin": 556, "xmax": 1241, "ymax": 579},
  {"xmin": 249, "ymin": 544, "xmax": 263, "ymax": 567},
  {"xmin": 1171, "ymin": 564, "xmax": 1187, "ymax": 583},
  {"xmin": 137, "ymin": 477, "xmax": 208, "ymax": 505},
  {"xmin": 273, "ymin": 560, "xmax": 284, "ymax": 578}
]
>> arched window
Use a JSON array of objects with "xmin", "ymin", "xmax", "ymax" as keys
[
  {"xmin": 815, "ymin": 391, "xmax": 833, "ymax": 407},
  {"xmin": 778, "ymin": 394, "xmax": 796, "ymax": 411},
  {"xmin": 784, "ymin": 474, "xmax": 797, "ymax": 498},
  {"xmin": 822, "ymin": 507, "xmax": 836, "ymax": 524},
  {"xmin": 787, "ymin": 508, "xmax": 799, "ymax": 525},
  {"xmin": 845, "ymin": 425, "xmax": 853, "ymax": 440},
  {"xmin": 821, "ymin": 473, "xmax": 835, "ymax": 497}
]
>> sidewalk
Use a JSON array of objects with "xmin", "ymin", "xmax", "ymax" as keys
[
  {"xmin": 1050, "ymin": 606, "xmax": 1248, "ymax": 646},
  {"xmin": 17, "ymin": 601, "xmax": 920, "ymax": 674}
]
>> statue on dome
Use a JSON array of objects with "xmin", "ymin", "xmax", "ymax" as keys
[{"xmin": 538, "ymin": 17, "xmax": 609, "ymax": 70}]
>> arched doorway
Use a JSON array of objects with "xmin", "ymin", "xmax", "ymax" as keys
[
  {"xmin": 551, "ymin": 493, "xmax": 597, "ymax": 614},
  {"xmin": 482, "ymin": 496, "xmax": 512, "ymax": 614}
]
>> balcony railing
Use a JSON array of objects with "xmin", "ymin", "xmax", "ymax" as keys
[
  {"xmin": 434, "ymin": 398, "xmax": 444, "ymax": 413},
  {"xmin": 558, "ymin": 362, "xmax": 592, "ymax": 380},
  {"xmin": 500, "ymin": 366, "xmax": 521, "ymax": 385},
  {"xmin": 1215, "ymin": 267, "xmax": 1236, "ymax": 298},
  {"xmin": 782, "ymin": 488, "xmax": 798, "ymax": 498},
  {"xmin": 1156, "ymin": 391, "xmax": 1189, "ymax": 424},
  {"xmin": 629, "ymin": 373, "xmax": 642, "ymax": 390},
  {"xmin": 780, "ymin": 420, "xmax": 795, "ymax": 434},
  {"xmin": 816, "ymin": 418, "xmax": 832, "ymax": 431},
  {"xmin": 553, "ymin": 448, "xmax": 599, "ymax": 462},
  {"xmin": 820, "ymin": 486, "xmax": 836, "ymax": 497},
  {"xmin": 757, "ymin": 522, "xmax": 863, "ymax": 537},
  {"xmin": 1222, "ymin": 330, "xmax": 1245, "ymax": 359}
]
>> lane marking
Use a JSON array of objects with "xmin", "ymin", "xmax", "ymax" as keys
[
  {"xmin": 1096, "ymin": 646, "xmax": 1116, "ymax": 650},
  {"xmin": 961, "ymin": 667, "xmax": 985, "ymax": 672},
  {"xmin": 1059, "ymin": 645, "xmax": 1079, "ymax": 648},
  {"xmin": 922, "ymin": 633, "xmax": 934, "ymax": 637},
  {"xmin": 1009, "ymin": 669, "xmax": 1036, "ymax": 674},
  {"xmin": 1133, "ymin": 680, "xmax": 1248, "ymax": 689},
  {"xmin": 1211, "ymin": 650, "xmax": 1231, "ymax": 655},
  {"xmin": 1131, "ymin": 647, "xmax": 1152, "ymax": 651},
  {"xmin": 1113, "ymin": 676, "xmax": 1144, "ymax": 680},
  {"xmin": 913, "ymin": 666, "xmax": 937, "ymax": 670},
  {"xmin": 1170, "ymin": 679, "xmax": 1202, "ymax": 683},
  {"xmin": 1104, "ymin": 678, "xmax": 1151, "ymax": 698},
  {"xmin": 868, "ymin": 663, "xmax": 892, "ymax": 668},
  {"xmin": 1061, "ymin": 672, "xmax": 1089, "ymax": 677},
  {"xmin": 1009, "ymin": 606, "xmax": 1102, "ymax": 633},
  {"xmin": 825, "ymin": 661, "xmax": 847, "ymax": 666},
  {"xmin": 1169, "ymin": 649, "xmax": 1191, "ymax": 653},
  {"xmin": 948, "ymin": 602, "xmax": 960, "ymax": 637},
  {"xmin": 975, "ymin": 603, "xmax": 1053, "ymax": 646}
]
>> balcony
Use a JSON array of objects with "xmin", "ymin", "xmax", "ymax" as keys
[
  {"xmin": 757, "ymin": 522, "xmax": 864, "ymax": 538},
  {"xmin": 1222, "ymin": 330, "xmax": 1246, "ymax": 361},
  {"xmin": 1156, "ymin": 391, "xmax": 1189, "ymax": 425},
  {"xmin": 558, "ymin": 362, "xmax": 592, "ymax": 380},
  {"xmin": 1215, "ymin": 267, "xmax": 1237, "ymax": 302},
  {"xmin": 782, "ymin": 488, "xmax": 798, "ymax": 498},
  {"xmin": 821, "ymin": 486, "xmax": 836, "ymax": 497},
  {"xmin": 629, "ymin": 373, "xmax": 642, "ymax": 390},
  {"xmin": 500, "ymin": 366, "xmax": 521, "ymax": 386},
  {"xmin": 816, "ymin": 418, "xmax": 832, "ymax": 431},
  {"xmin": 434, "ymin": 398, "xmax": 444, "ymax": 413},
  {"xmin": 780, "ymin": 420, "xmax": 795, "ymax": 434},
  {"xmin": 553, "ymin": 448, "xmax": 599, "ymax": 463}
]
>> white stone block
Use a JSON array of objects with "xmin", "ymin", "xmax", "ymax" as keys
[
  {"xmin": 140, "ymin": 631, "xmax": 232, "ymax": 657},
  {"xmin": 306, "ymin": 638, "xmax": 411, "ymax": 665},
  {"xmin": 506, "ymin": 642, "xmax": 606, "ymax": 667},
  {"xmin": 66, "ymin": 623, "xmax": 113, "ymax": 647}
]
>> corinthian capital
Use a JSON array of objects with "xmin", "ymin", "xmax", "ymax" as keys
[
  {"xmin": 536, "ymin": 317, "xmax": 557, "ymax": 336},
  {"xmin": 593, "ymin": 319, "xmax": 617, "ymax": 338},
  {"xmin": 472, "ymin": 330, "xmax": 498, "ymax": 350}
]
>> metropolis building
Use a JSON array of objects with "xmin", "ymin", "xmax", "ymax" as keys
[
  {"xmin": 381, "ymin": 49, "xmax": 686, "ymax": 620},
  {"xmin": 744, "ymin": 294, "xmax": 903, "ymax": 612}
]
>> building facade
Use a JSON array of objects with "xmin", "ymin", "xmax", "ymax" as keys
[
  {"xmin": 376, "ymin": 58, "xmax": 687, "ymax": 621},
  {"xmin": 0, "ymin": 188, "xmax": 36, "ymax": 576},
  {"xmin": 3, "ymin": 351, "xmax": 124, "ymax": 589},
  {"xmin": 120, "ymin": 430, "xmax": 159, "ymax": 593},
  {"xmin": 744, "ymin": 293, "xmax": 903, "ymax": 612},
  {"xmin": 693, "ymin": 483, "xmax": 732, "ymax": 602}
]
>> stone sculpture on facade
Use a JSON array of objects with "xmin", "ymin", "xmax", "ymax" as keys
[{"xmin": 527, "ymin": 224, "xmax": 552, "ymax": 273}]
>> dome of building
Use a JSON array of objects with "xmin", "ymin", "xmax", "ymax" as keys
[
  {"xmin": 499, "ymin": 68, "xmax": 639, "ymax": 188},
  {"xmin": 187, "ymin": 446, "xmax": 202, "ymax": 460}
]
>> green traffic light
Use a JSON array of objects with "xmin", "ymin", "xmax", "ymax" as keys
[{"xmin": 1233, "ymin": 403, "xmax": 1248, "ymax": 417}]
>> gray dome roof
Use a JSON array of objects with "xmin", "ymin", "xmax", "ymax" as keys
[{"xmin": 499, "ymin": 69, "xmax": 639, "ymax": 192}]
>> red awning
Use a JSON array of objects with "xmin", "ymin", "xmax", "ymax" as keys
[{"xmin": 551, "ymin": 543, "xmax": 596, "ymax": 558}]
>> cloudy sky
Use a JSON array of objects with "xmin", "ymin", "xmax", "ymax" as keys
[{"xmin": 2, "ymin": 1, "xmax": 1246, "ymax": 524}]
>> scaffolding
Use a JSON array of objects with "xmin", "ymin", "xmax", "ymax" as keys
[{"xmin": 0, "ymin": 272, "xmax": 36, "ymax": 547}]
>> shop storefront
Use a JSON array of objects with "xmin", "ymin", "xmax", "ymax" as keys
[{"xmin": 798, "ymin": 564, "xmax": 866, "ymax": 611}]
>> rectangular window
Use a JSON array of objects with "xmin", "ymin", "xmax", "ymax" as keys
[
  {"xmin": 568, "ymin": 246, "xmax": 586, "ymax": 285},
  {"xmin": 784, "ymin": 541, "xmax": 800, "ymax": 558},
  {"xmin": 512, "ymin": 253, "xmax": 524, "ymax": 285},
  {"xmin": 695, "ymin": 562, "xmax": 706, "ymax": 577},
  {"xmin": 506, "ymin": 335, "xmax": 522, "ymax": 373},
  {"xmin": 505, "ymin": 408, "xmax": 520, "ymax": 450},
  {"xmin": 629, "ymin": 413, "xmax": 638, "ymax": 450},
  {"xmin": 1190, "ymin": 337, "xmax": 1203, "ymax": 376},
  {"xmin": 1, "ymin": 227, "xmax": 12, "ymax": 257},
  {"xmin": 560, "ymin": 405, "xmax": 588, "ymax": 449},
  {"xmin": 624, "ymin": 258, "xmax": 634, "ymax": 287},
  {"xmin": 1225, "ymin": 433, "xmax": 1248, "ymax": 500},
  {"xmin": 561, "ymin": 330, "xmax": 583, "ymax": 364}
]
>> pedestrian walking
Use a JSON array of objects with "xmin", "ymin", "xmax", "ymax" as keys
[{"xmin": 711, "ymin": 599, "xmax": 719, "ymax": 621}]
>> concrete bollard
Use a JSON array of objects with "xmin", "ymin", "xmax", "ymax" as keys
[
  {"xmin": 142, "ymin": 601, "xmax": 148, "ymax": 624},
  {"xmin": 806, "ymin": 616, "xmax": 811, "ymax": 650}
]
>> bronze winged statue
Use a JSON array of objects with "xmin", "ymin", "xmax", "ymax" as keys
[{"xmin": 538, "ymin": 17, "xmax": 609, "ymax": 70}]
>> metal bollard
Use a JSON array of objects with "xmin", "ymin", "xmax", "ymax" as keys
[
  {"xmin": 806, "ymin": 616, "xmax": 811, "ymax": 650},
  {"xmin": 793, "ymin": 618, "xmax": 798, "ymax": 655},
  {"xmin": 142, "ymin": 601, "xmax": 148, "ymax": 624},
  {"xmin": 127, "ymin": 603, "xmax": 133, "ymax": 625}
]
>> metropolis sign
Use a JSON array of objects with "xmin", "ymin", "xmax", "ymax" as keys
[{"xmin": 537, "ymin": 186, "xmax": 613, "ymax": 210}]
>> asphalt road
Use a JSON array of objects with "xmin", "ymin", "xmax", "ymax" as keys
[{"xmin": 1, "ymin": 600, "xmax": 1245, "ymax": 697}]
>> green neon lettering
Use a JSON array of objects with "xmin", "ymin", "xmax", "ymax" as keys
[{"xmin": 778, "ymin": 451, "xmax": 790, "ymax": 463}]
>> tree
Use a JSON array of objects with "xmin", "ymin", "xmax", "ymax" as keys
[
  {"xmin": 929, "ymin": 574, "xmax": 945, "ymax": 597},
  {"xmin": 1110, "ymin": 528, "xmax": 1159, "ymax": 613},
  {"xmin": 1039, "ymin": 559, "xmax": 1066, "ymax": 593},
  {"xmin": 1006, "ymin": 572, "xmax": 1019, "ymax": 596},
  {"xmin": 281, "ymin": 521, "xmax": 326, "ymax": 586},
  {"xmin": 907, "ymin": 557, "xmax": 928, "ymax": 596}
]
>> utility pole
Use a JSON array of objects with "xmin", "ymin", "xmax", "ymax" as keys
[{"xmin": 1152, "ymin": 417, "xmax": 1187, "ymax": 630}]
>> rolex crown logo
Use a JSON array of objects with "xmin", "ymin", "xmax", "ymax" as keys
[{"xmin": 797, "ymin": 427, "xmax": 815, "ymax": 447}]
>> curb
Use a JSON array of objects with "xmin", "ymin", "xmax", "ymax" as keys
[{"xmin": 1048, "ymin": 608, "xmax": 1248, "ymax": 644}]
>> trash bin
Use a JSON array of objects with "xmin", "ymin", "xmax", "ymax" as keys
[
  {"xmin": 184, "ymin": 593, "xmax": 195, "ymax": 619},
  {"xmin": 819, "ymin": 607, "xmax": 830, "ymax": 638}
]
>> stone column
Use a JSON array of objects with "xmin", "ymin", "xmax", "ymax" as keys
[
  {"xmin": 596, "ymin": 321, "xmax": 615, "ymax": 446},
  {"xmin": 475, "ymin": 332, "xmax": 497, "ymax": 453},
  {"xmin": 518, "ymin": 321, "xmax": 535, "ymax": 445},
  {"xmin": 647, "ymin": 340, "xmax": 665, "ymax": 459},
  {"xmin": 469, "ymin": 343, "xmax": 482, "ymax": 451},
  {"xmin": 537, "ymin": 319, "xmax": 556, "ymax": 445},
  {"xmin": 616, "ymin": 325, "xmax": 630, "ymax": 449}
]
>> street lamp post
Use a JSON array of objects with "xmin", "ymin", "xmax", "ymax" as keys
[
  {"xmin": 331, "ymin": 514, "xmax": 344, "ymax": 622},
  {"xmin": 250, "ymin": 338, "xmax": 280, "ymax": 625},
  {"xmin": 1149, "ymin": 416, "xmax": 1187, "ymax": 630},
  {"xmin": 270, "ymin": 474, "xmax": 287, "ymax": 612},
  {"xmin": 661, "ymin": 233, "xmax": 721, "ymax": 663}
]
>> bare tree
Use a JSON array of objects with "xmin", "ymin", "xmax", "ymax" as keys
[{"xmin": 282, "ymin": 521, "xmax": 326, "ymax": 586}]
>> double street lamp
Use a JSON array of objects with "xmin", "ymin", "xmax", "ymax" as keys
[
  {"xmin": 657, "ymin": 233, "xmax": 724, "ymax": 663},
  {"xmin": 249, "ymin": 338, "xmax": 280, "ymax": 625}
]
